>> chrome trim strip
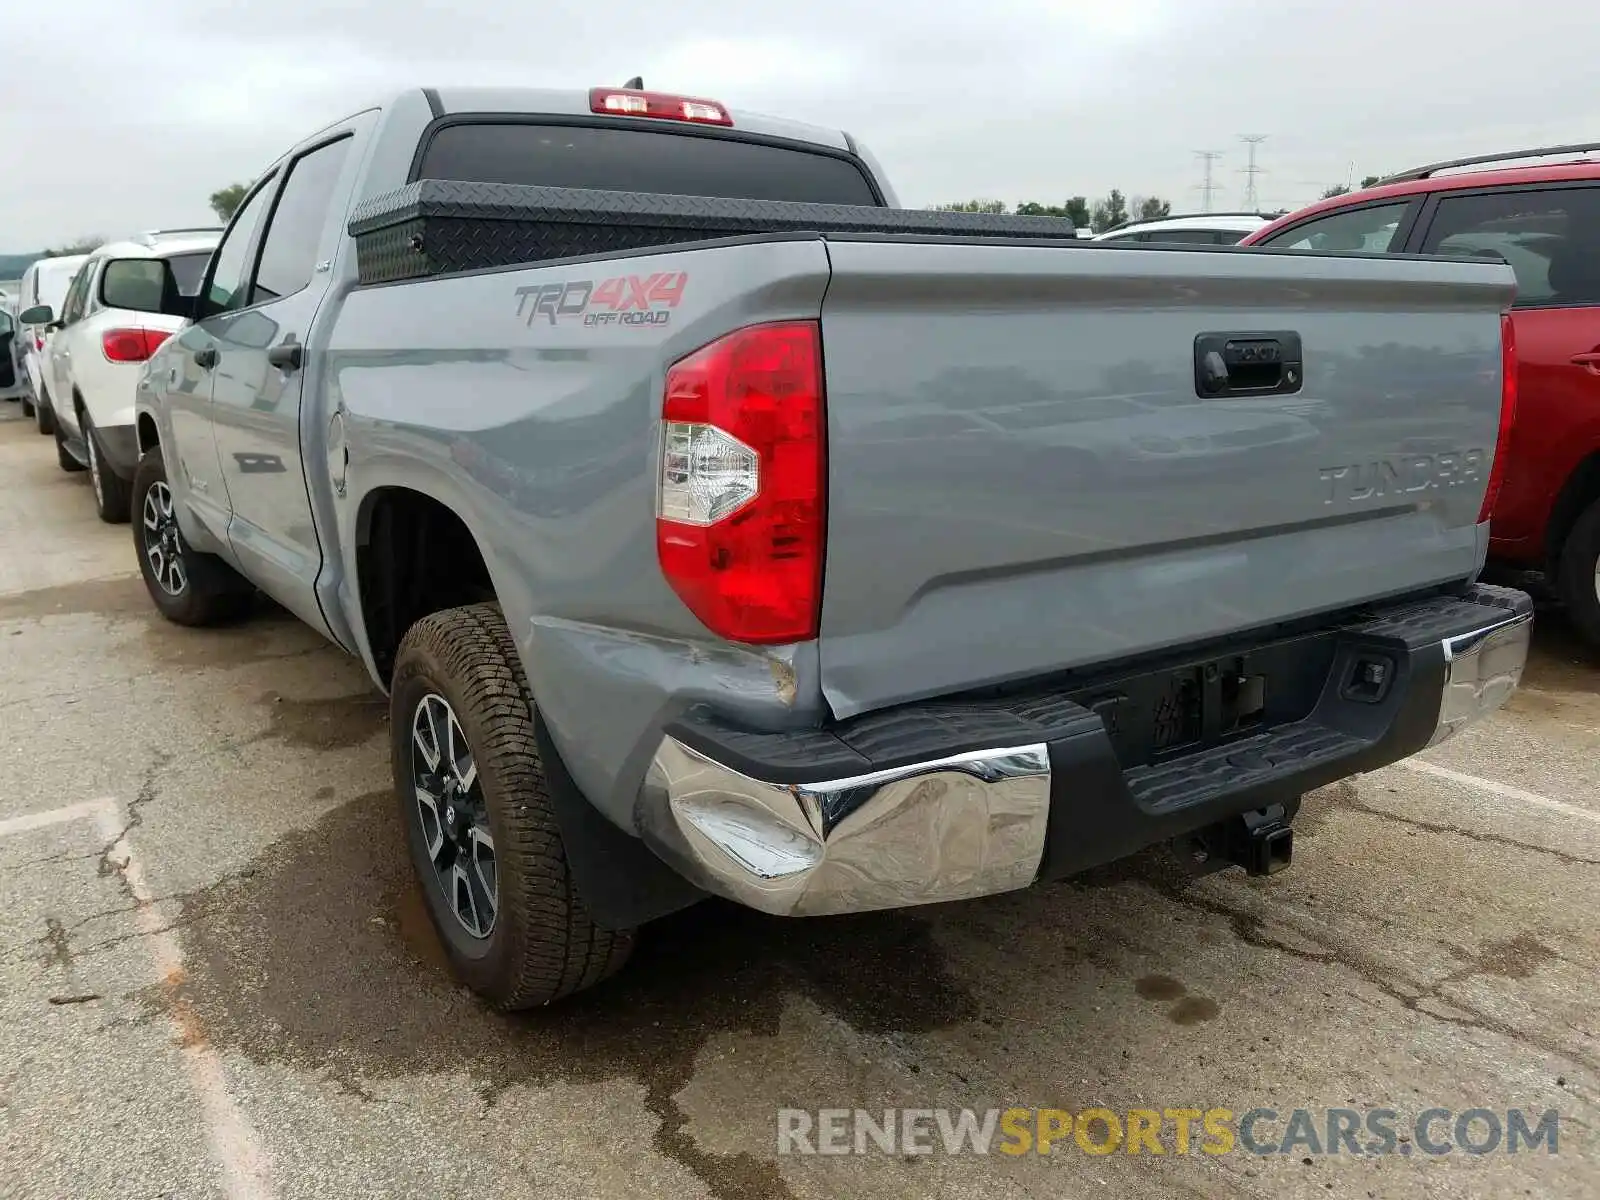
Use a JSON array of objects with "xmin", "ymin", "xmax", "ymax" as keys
[{"xmin": 642, "ymin": 737, "xmax": 1052, "ymax": 917}]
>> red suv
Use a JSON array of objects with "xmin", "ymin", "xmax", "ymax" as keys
[{"xmin": 1241, "ymin": 145, "xmax": 1600, "ymax": 648}]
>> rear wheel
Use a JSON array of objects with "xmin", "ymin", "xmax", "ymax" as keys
[
  {"xmin": 1557, "ymin": 496, "xmax": 1600, "ymax": 650},
  {"xmin": 21, "ymin": 397, "xmax": 35, "ymax": 418},
  {"xmin": 390, "ymin": 603, "xmax": 634, "ymax": 1009},
  {"xmin": 131, "ymin": 448, "xmax": 253, "ymax": 626},
  {"xmin": 85, "ymin": 415, "xmax": 132, "ymax": 524}
]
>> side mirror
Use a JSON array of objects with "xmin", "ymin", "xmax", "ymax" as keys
[
  {"xmin": 102, "ymin": 258, "xmax": 193, "ymax": 317},
  {"xmin": 19, "ymin": 304, "xmax": 53, "ymax": 325}
]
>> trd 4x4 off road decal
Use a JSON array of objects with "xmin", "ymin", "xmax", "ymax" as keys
[{"xmin": 515, "ymin": 271, "xmax": 688, "ymax": 327}]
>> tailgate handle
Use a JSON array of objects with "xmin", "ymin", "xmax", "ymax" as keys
[{"xmin": 1195, "ymin": 331, "xmax": 1303, "ymax": 398}]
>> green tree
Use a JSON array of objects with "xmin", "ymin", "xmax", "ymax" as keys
[
  {"xmin": 209, "ymin": 183, "xmax": 248, "ymax": 222},
  {"xmin": 930, "ymin": 199, "xmax": 1007, "ymax": 214},
  {"xmin": 1320, "ymin": 184, "xmax": 1352, "ymax": 199},
  {"xmin": 1089, "ymin": 189, "xmax": 1128, "ymax": 233},
  {"xmin": 42, "ymin": 238, "xmax": 103, "ymax": 257},
  {"xmin": 1135, "ymin": 196, "xmax": 1172, "ymax": 222},
  {"xmin": 1360, "ymin": 174, "xmax": 1383, "ymax": 189},
  {"xmin": 1012, "ymin": 197, "xmax": 1092, "ymax": 228}
]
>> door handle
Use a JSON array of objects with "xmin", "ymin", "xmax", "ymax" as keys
[
  {"xmin": 194, "ymin": 347, "xmax": 219, "ymax": 370},
  {"xmin": 1571, "ymin": 352, "xmax": 1600, "ymax": 372},
  {"xmin": 268, "ymin": 342, "xmax": 302, "ymax": 372}
]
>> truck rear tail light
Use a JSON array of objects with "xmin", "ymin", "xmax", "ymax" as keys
[
  {"xmin": 656, "ymin": 322, "xmax": 825, "ymax": 644},
  {"xmin": 1478, "ymin": 312, "xmax": 1518, "ymax": 523},
  {"xmin": 34, "ymin": 334, "xmax": 44, "ymax": 352},
  {"xmin": 102, "ymin": 328, "xmax": 170, "ymax": 363},
  {"xmin": 588, "ymin": 87, "xmax": 732, "ymax": 126}
]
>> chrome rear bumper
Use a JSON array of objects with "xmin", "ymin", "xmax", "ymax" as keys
[
  {"xmin": 639, "ymin": 589, "xmax": 1532, "ymax": 917},
  {"xmin": 642, "ymin": 741, "xmax": 1051, "ymax": 916},
  {"xmin": 1428, "ymin": 611, "xmax": 1532, "ymax": 747}
]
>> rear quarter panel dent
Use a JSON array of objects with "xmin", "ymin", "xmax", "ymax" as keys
[{"xmin": 325, "ymin": 237, "xmax": 835, "ymax": 827}]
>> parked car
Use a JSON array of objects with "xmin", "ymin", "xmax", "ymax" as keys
[
  {"xmin": 15, "ymin": 253, "xmax": 89, "ymax": 433},
  {"xmin": 19, "ymin": 230, "xmax": 218, "ymax": 521},
  {"xmin": 130, "ymin": 84, "xmax": 1529, "ymax": 1009},
  {"xmin": 1093, "ymin": 212, "xmax": 1275, "ymax": 245},
  {"xmin": 1240, "ymin": 143, "xmax": 1600, "ymax": 647}
]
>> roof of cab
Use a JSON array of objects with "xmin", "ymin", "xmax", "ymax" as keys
[{"xmin": 427, "ymin": 86, "xmax": 854, "ymax": 152}]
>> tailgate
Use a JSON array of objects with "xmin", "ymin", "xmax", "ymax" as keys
[{"xmin": 816, "ymin": 239, "xmax": 1517, "ymax": 718}]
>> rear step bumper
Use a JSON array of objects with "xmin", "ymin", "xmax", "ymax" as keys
[{"xmin": 638, "ymin": 584, "xmax": 1532, "ymax": 916}]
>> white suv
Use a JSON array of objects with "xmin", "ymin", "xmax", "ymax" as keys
[
  {"xmin": 13, "ymin": 253, "xmax": 87, "ymax": 431},
  {"xmin": 22, "ymin": 230, "xmax": 218, "ymax": 521},
  {"xmin": 1091, "ymin": 212, "xmax": 1275, "ymax": 245}
]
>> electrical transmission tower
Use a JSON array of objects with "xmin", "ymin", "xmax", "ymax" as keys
[
  {"xmin": 1194, "ymin": 151, "xmax": 1224, "ymax": 212},
  {"xmin": 1239, "ymin": 135, "xmax": 1268, "ymax": 210}
]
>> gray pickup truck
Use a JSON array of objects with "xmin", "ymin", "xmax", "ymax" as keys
[{"xmin": 129, "ymin": 83, "xmax": 1532, "ymax": 1008}]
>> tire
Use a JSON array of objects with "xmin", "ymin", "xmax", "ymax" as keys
[
  {"xmin": 21, "ymin": 397, "xmax": 35, "ymax": 418},
  {"xmin": 85, "ymin": 414, "xmax": 132, "ymax": 524},
  {"xmin": 131, "ymin": 447, "xmax": 253, "ymax": 626},
  {"xmin": 36, "ymin": 386, "xmax": 55, "ymax": 436},
  {"xmin": 390, "ymin": 603, "xmax": 634, "ymax": 1009},
  {"xmin": 54, "ymin": 419, "xmax": 85, "ymax": 473},
  {"xmin": 1557, "ymin": 495, "xmax": 1600, "ymax": 650}
]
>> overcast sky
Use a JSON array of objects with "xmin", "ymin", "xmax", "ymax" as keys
[{"xmin": 4, "ymin": 0, "xmax": 1599, "ymax": 247}]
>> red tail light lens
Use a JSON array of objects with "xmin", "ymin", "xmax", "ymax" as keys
[
  {"xmin": 34, "ymin": 334, "xmax": 44, "ymax": 352},
  {"xmin": 588, "ymin": 87, "xmax": 732, "ymax": 126},
  {"xmin": 656, "ymin": 322, "xmax": 825, "ymax": 644},
  {"xmin": 1478, "ymin": 312, "xmax": 1518, "ymax": 523},
  {"xmin": 102, "ymin": 328, "xmax": 170, "ymax": 363}
]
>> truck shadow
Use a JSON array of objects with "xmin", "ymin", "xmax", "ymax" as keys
[{"xmin": 148, "ymin": 788, "xmax": 990, "ymax": 1200}]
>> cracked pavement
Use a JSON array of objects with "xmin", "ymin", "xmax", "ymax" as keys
[{"xmin": 0, "ymin": 408, "xmax": 1597, "ymax": 1198}]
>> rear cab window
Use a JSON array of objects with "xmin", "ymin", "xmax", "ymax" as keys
[{"xmin": 414, "ymin": 123, "xmax": 881, "ymax": 206}]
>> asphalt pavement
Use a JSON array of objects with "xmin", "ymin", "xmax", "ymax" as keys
[{"xmin": 0, "ymin": 404, "xmax": 1595, "ymax": 1199}]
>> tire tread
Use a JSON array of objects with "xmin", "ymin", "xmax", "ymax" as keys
[{"xmin": 394, "ymin": 603, "xmax": 633, "ymax": 1009}]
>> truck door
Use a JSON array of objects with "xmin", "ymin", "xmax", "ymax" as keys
[
  {"xmin": 206, "ymin": 127, "xmax": 361, "ymax": 640},
  {"xmin": 173, "ymin": 174, "xmax": 280, "ymax": 546}
]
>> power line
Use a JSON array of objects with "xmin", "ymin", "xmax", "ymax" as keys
[
  {"xmin": 1193, "ymin": 150, "xmax": 1224, "ymax": 212},
  {"xmin": 1238, "ymin": 134, "xmax": 1268, "ymax": 210}
]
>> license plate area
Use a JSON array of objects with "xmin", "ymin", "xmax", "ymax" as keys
[{"xmin": 1070, "ymin": 632, "xmax": 1336, "ymax": 769}]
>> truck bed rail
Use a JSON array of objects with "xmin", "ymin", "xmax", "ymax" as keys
[{"xmin": 347, "ymin": 181, "xmax": 1088, "ymax": 284}]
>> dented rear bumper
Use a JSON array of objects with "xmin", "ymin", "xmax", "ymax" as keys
[{"xmin": 637, "ymin": 584, "xmax": 1532, "ymax": 917}]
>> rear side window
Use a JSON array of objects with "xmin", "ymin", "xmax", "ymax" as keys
[
  {"xmin": 1419, "ymin": 187, "xmax": 1600, "ymax": 307},
  {"xmin": 416, "ymin": 123, "xmax": 880, "ymax": 206},
  {"xmin": 251, "ymin": 136, "xmax": 353, "ymax": 304},
  {"xmin": 1259, "ymin": 202, "xmax": 1410, "ymax": 253}
]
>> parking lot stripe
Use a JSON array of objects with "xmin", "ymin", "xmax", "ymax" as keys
[
  {"xmin": 0, "ymin": 799, "xmax": 114, "ymax": 840},
  {"xmin": 1399, "ymin": 758, "xmax": 1600, "ymax": 826},
  {"xmin": 93, "ymin": 805, "xmax": 277, "ymax": 1200}
]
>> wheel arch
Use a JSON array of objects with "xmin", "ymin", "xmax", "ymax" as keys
[
  {"xmin": 136, "ymin": 411, "xmax": 161, "ymax": 456},
  {"xmin": 352, "ymin": 484, "xmax": 500, "ymax": 687},
  {"xmin": 1544, "ymin": 450, "xmax": 1600, "ymax": 574}
]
